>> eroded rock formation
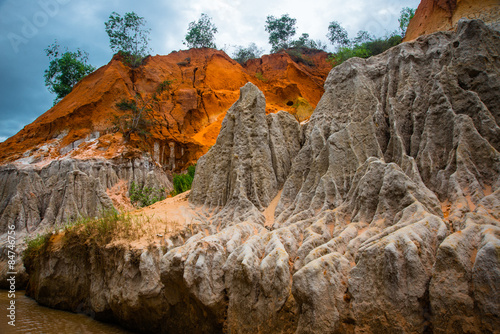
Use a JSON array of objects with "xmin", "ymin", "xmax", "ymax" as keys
[
  {"xmin": 0, "ymin": 158, "xmax": 170, "ymax": 234},
  {"xmin": 164, "ymin": 19, "xmax": 500, "ymax": 333},
  {"xmin": 0, "ymin": 157, "xmax": 171, "ymax": 289},
  {"xmin": 189, "ymin": 82, "xmax": 301, "ymax": 228},
  {"xmin": 23, "ymin": 20, "xmax": 500, "ymax": 333}
]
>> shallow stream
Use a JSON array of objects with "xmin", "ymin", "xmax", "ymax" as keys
[{"xmin": 0, "ymin": 290, "xmax": 132, "ymax": 334}]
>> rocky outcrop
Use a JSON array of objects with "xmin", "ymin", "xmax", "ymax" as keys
[
  {"xmin": 0, "ymin": 158, "xmax": 171, "ymax": 234},
  {"xmin": 23, "ymin": 237, "xmax": 169, "ymax": 333},
  {"xmin": 22, "ymin": 20, "xmax": 500, "ymax": 333},
  {"xmin": 0, "ymin": 157, "xmax": 171, "ymax": 289},
  {"xmin": 430, "ymin": 195, "xmax": 500, "ymax": 333},
  {"xmin": 189, "ymin": 82, "xmax": 301, "ymax": 228},
  {"xmin": 404, "ymin": 0, "xmax": 500, "ymax": 42},
  {"xmin": 162, "ymin": 19, "xmax": 500, "ymax": 333}
]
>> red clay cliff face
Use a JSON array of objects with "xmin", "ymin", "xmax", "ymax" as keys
[
  {"xmin": 0, "ymin": 48, "xmax": 331, "ymax": 170},
  {"xmin": 404, "ymin": 0, "xmax": 500, "ymax": 42}
]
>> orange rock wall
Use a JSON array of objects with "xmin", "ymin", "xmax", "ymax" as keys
[
  {"xmin": 404, "ymin": 0, "xmax": 500, "ymax": 42},
  {"xmin": 0, "ymin": 49, "xmax": 332, "ymax": 170}
]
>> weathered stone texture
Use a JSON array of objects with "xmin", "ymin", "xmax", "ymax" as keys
[
  {"xmin": 0, "ymin": 158, "xmax": 171, "ymax": 234},
  {"xmin": 22, "ymin": 20, "xmax": 500, "ymax": 333}
]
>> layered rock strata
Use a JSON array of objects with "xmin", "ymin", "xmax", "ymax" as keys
[{"xmin": 23, "ymin": 20, "xmax": 500, "ymax": 333}]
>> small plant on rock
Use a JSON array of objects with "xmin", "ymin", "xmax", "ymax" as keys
[
  {"xmin": 255, "ymin": 72, "xmax": 268, "ymax": 82},
  {"xmin": 129, "ymin": 181, "xmax": 166, "ymax": 207},
  {"xmin": 23, "ymin": 232, "xmax": 51, "ymax": 261},
  {"xmin": 112, "ymin": 79, "xmax": 173, "ymax": 142}
]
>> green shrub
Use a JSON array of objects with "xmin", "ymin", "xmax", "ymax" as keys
[
  {"xmin": 233, "ymin": 43, "xmax": 264, "ymax": 64},
  {"xmin": 23, "ymin": 232, "xmax": 51, "ymax": 261},
  {"xmin": 329, "ymin": 45, "xmax": 371, "ymax": 67},
  {"xmin": 364, "ymin": 35, "xmax": 402, "ymax": 56},
  {"xmin": 113, "ymin": 80, "xmax": 172, "ymax": 142},
  {"xmin": 329, "ymin": 34, "xmax": 402, "ymax": 67},
  {"xmin": 285, "ymin": 48, "xmax": 315, "ymax": 66},
  {"xmin": 156, "ymin": 79, "xmax": 173, "ymax": 94},
  {"xmin": 289, "ymin": 33, "xmax": 322, "ymax": 50},
  {"xmin": 255, "ymin": 72, "xmax": 268, "ymax": 82},
  {"xmin": 129, "ymin": 181, "xmax": 166, "ymax": 207},
  {"xmin": 172, "ymin": 165, "xmax": 196, "ymax": 196},
  {"xmin": 22, "ymin": 210, "xmax": 150, "ymax": 265},
  {"xmin": 62, "ymin": 210, "xmax": 143, "ymax": 245}
]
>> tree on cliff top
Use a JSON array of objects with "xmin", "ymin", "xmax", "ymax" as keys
[
  {"xmin": 233, "ymin": 43, "xmax": 264, "ymax": 64},
  {"xmin": 105, "ymin": 11, "xmax": 151, "ymax": 67},
  {"xmin": 399, "ymin": 7, "xmax": 416, "ymax": 37},
  {"xmin": 44, "ymin": 41, "xmax": 95, "ymax": 104},
  {"xmin": 265, "ymin": 14, "xmax": 297, "ymax": 53},
  {"xmin": 326, "ymin": 21, "xmax": 350, "ymax": 49},
  {"xmin": 184, "ymin": 13, "xmax": 218, "ymax": 49}
]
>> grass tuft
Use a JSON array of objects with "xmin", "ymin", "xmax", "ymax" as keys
[{"xmin": 171, "ymin": 164, "xmax": 196, "ymax": 196}]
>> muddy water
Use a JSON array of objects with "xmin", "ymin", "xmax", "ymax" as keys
[{"xmin": 0, "ymin": 290, "xmax": 133, "ymax": 334}]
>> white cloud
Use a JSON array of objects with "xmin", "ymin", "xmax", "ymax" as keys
[{"xmin": 165, "ymin": 0, "xmax": 420, "ymax": 54}]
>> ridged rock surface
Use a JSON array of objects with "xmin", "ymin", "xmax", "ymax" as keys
[
  {"xmin": 0, "ymin": 158, "xmax": 171, "ymax": 233},
  {"xmin": 23, "ymin": 20, "xmax": 499, "ymax": 333},
  {"xmin": 189, "ymin": 82, "xmax": 301, "ymax": 228},
  {"xmin": 0, "ymin": 157, "xmax": 171, "ymax": 289},
  {"xmin": 163, "ymin": 19, "xmax": 500, "ymax": 333}
]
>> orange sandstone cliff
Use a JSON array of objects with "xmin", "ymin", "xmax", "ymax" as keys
[
  {"xmin": 0, "ymin": 48, "xmax": 331, "ymax": 171},
  {"xmin": 404, "ymin": 0, "xmax": 500, "ymax": 42}
]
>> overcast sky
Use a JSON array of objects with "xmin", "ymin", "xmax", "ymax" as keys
[{"xmin": 0, "ymin": 0, "xmax": 420, "ymax": 142}]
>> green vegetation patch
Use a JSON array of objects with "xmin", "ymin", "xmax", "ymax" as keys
[
  {"xmin": 62, "ymin": 210, "xmax": 142, "ymax": 245},
  {"xmin": 172, "ymin": 165, "xmax": 196, "ymax": 196},
  {"xmin": 329, "ymin": 34, "xmax": 403, "ymax": 67},
  {"xmin": 130, "ymin": 181, "xmax": 166, "ymax": 207},
  {"xmin": 23, "ymin": 232, "xmax": 51, "ymax": 262}
]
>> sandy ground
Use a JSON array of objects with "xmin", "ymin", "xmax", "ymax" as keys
[
  {"xmin": 123, "ymin": 190, "xmax": 204, "ymax": 245},
  {"xmin": 134, "ymin": 190, "xmax": 194, "ymax": 226},
  {"xmin": 134, "ymin": 188, "xmax": 283, "ymax": 235},
  {"xmin": 106, "ymin": 180, "xmax": 135, "ymax": 212},
  {"xmin": 105, "ymin": 187, "xmax": 284, "ymax": 248},
  {"xmin": 264, "ymin": 190, "xmax": 282, "ymax": 227}
]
